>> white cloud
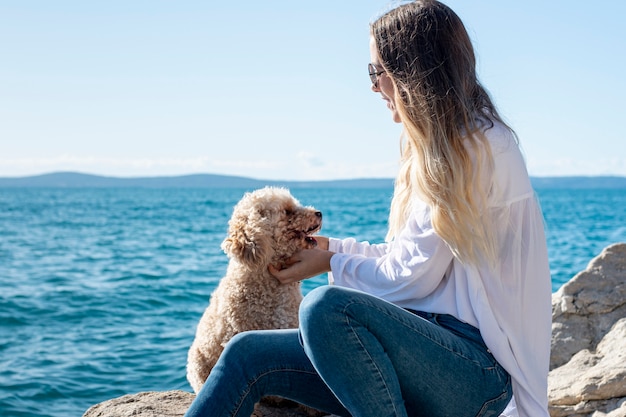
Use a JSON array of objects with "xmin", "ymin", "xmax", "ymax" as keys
[
  {"xmin": 2, "ymin": 153, "xmax": 622, "ymax": 180},
  {"xmin": 526, "ymin": 157, "xmax": 626, "ymax": 177},
  {"xmin": 297, "ymin": 151, "xmax": 326, "ymax": 168}
]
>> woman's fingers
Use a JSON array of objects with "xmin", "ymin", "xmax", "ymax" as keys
[{"xmin": 268, "ymin": 249, "xmax": 334, "ymax": 284}]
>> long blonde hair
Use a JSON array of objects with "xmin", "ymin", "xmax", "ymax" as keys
[{"xmin": 372, "ymin": 0, "xmax": 516, "ymax": 265}]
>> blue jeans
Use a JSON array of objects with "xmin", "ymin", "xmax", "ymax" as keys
[{"xmin": 184, "ymin": 285, "xmax": 512, "ymax": 417}]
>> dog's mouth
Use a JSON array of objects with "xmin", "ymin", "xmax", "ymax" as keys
[
  {"xmin": 306, "ymin": 223, "xmax": 321, "ymax": 235},
  {"xmin": 303, "ymin": 222, "xmax": 322, "ymax": 246},
  {"xmin": 291, "ymin": 221, "xmax": 322, "ymax": 245}
]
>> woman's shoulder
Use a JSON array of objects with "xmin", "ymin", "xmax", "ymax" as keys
[
  {"xmin": 482, "ymin": 119, "xmax": 534, "ymax": 204},
  {"xmin": 482, "ymin": 119, "xmax": 517, "ymax": 154}
]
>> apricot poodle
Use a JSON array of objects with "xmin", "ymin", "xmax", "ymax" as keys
[{"xmin": 187, "ymin": 186, "xmax": 322, "ymax": 393}]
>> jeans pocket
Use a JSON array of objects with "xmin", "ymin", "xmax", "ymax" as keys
[{"xmin": 474, "ymin": 374, "xmax": 513, "ymax": 417}]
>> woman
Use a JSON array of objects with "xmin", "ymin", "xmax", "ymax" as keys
[{"xmin": 185, "ymin": 1, "xmax": 551, "ymax": 416}]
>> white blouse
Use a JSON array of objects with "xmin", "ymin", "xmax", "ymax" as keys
[{"xmin": 328, "ymin": 121, "xmax": 552, "ymax": 417}]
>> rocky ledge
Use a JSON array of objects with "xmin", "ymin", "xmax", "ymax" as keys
[
  {"xmin": 549, "ymin": 243, "xmax": 626, "ymax": 417},
  {"xmin": 83, "ymin": 243, "xmax": 626, "ymax": 417},
  {"xmin": 82, "ymin": 391, "xmax": 326, "ymax": 417}
]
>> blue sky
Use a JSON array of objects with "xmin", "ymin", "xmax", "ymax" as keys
[{"xmin": 1, "ymin": 0, "xmax": 625, "ymax": 180}]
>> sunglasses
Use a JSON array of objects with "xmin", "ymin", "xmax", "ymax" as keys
[{"xmin": 368, "ymin": 63, "xmax": 386, "ymax": 87}]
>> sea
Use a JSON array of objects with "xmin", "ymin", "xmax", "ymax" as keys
[{"xmin": 1, "ymin": 186, "xmax": 625, "ymax": 417}]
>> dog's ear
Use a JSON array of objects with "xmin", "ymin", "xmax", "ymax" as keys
[{"xmin": 221, "ymin": 222, "xmax": 272, "ymax": 269}]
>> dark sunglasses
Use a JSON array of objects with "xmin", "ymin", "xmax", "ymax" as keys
[{"xmin": 368, "ymin": 63, "xmax": 386, "ymax": 87}]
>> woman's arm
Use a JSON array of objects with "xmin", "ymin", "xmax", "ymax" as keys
[
  {"xmin": 268, "ymin": 234, "xmax": 389, "ymax": 284},
  {"xmin": 330, "ymin": 237, "xmax": 388, "ymax": 257},
  {"xmin": 329, "ymin": 222, "xmax": 454, "ymax": 300}
]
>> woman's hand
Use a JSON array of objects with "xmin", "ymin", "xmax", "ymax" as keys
[
  {"xmin": 311, "ymin": 235, "xmax": 329, "ymax": 251},
  {"xmin": 269, "ymin": 247, "xmax": 334, "ymax": 284}
]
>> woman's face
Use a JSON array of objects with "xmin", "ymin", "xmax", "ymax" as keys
[{"xmin": 369, "ymin": 36, "xmax": 401, "ymax": 123}]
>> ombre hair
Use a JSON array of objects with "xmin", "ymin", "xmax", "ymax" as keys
[{"xmin": 371, "ymin": 0, "xmax": 516, "ymax": 265}]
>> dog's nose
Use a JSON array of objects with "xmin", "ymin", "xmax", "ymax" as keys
[{"xmin": 315, "ymin": 211, "xmax": 322, "ymax": 219}]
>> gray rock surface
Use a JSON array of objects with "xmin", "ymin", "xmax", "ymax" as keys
[
  {"xmin": 82, "ymin": 391, "xmax": 195, "ymax": 417},
  {"xmin": 549, "ymin": 243, "xmax": 626, "ymax": 417},
  {"xmin": 82, "ymin": 390, "xmax": 327, "ymax": 417}
]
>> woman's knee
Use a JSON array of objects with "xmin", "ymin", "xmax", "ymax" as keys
[
  {"xmin": 220, "ymin": 330, "xmax": 301, "ymax": 378},
  {"xmin": 301, "ymin": 285, "xmax": 348, "ymax": 319},
  {"xmin": 300, "ymin": 285, "xmax": 359, "ymax": 338},
  {"xmin": 221, "ymin": 331, "xmax": 262, "ymax": 365}
]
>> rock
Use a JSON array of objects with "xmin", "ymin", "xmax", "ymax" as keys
[
  {"xmin": 82, "ymin": 391, "xmax": 195, "ymax": 417},
  {"xmin": 82, "ymin": 391, "xmax": 330, "ymax": 417},
  {"xmin": 550, "ymin": 243, "xmax": 626, "ymax": 370},
  {"xmin": 548, "ymin": 319, "xmax": 626, "ymax": 417},
  {"xmin": 549, "ymin": 243, "xmax": 626, "ymax": 417}
]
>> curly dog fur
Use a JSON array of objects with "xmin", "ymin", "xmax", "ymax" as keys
[{"xmin": 187, "ymin": 186, "xmax": 322, "ymax": 393}]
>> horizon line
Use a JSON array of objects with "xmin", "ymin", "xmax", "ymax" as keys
[{"xmin": 2, "ymin": 170, "xmax": 626, "ymax": 182}]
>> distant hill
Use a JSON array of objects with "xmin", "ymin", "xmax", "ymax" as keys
[
  {"xmin": 530, "ymin": 176, "xmax": 626, "ymax": 189},
  {"xmin": 0, "ymin": 172, "xmax": 624, "ymax": 189},
  {"xmin": 0, "ymin": 172, "xmax": 394, "ymax": 189}
]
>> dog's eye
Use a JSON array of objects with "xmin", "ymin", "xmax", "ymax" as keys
[{"xmin": 284, "ymin": 209, "xmax": 294, "ymax": 216}]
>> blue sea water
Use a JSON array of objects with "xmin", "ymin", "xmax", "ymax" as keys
[{"xmin": 0, "ymin": 186, "xmax": 624, "ymax": 417}]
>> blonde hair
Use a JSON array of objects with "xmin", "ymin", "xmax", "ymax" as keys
[{"xmin": 372, "ymin": 0, "xmax": 516, "ymax": 265}]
